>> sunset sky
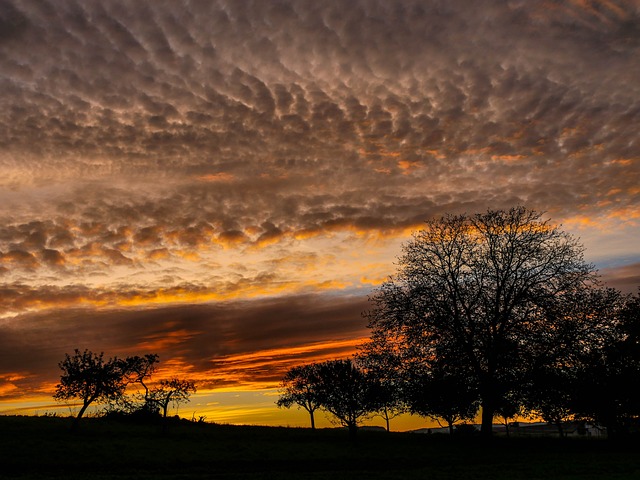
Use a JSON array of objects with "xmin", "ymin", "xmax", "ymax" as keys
[{"xmin": 1, "ymin": 0, "xmax": 639, "ymax": 430}]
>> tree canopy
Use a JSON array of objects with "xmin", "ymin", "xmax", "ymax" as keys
[
  {"xmin": 313, "ymin": 359, "xmax": 377, "ymax": 439},
  {"xmin": 148, "ymin": 378, "xmax": 197, "ymax": 420},
  {"xmin": 363, "ymin": 207, "xmax": 599, "ymax": 436},
  {"xmin": 54, "ymin": 349, "xmax": 136, "ymax": 429},
  {"xmin": 54, "ymin": 349, "xmax": 195, "ymax": 429},
  {"xmin": 276, "ymin": 363, "xmax": 323, "ymax": 429},
  {"xmin": 277, "ymin": 359, "xmax": 378, "ymax": 438}
]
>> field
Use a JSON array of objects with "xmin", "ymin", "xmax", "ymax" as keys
[{"xmin": 1, "ymin": 416, "xmax": 639, "ymax": 479}]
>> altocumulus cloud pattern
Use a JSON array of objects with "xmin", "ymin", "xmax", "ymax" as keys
[{"xmin": 0, "ymin": 0, "xmax": 639, "ymax": 410}]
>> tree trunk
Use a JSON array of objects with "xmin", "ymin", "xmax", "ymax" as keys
[
  {"xmin": 480, "ymin": 404, "xmax": 494, "ymax": 437},
  {"xmin": 480, "ymin": 376, "xmax": 496, "ymax": 437},
  {"xmin": 161, "ymin": 402, "xmax": 170, "ymax": 434},
  {"xmin": 309, "ymin": 410, "xmax": 316, "ymax": 430},
  {"xmin": 448, "ymin": 421, "xmax": 454, "ymax": 435},
  {"xmin": 348, "ymin": 422, "xmax": 358, "ymax": 441},
  {"xmin": 384, "ymin": 407, "xmax": 390, "ymax": 432},
  {"xmin": 72, "ymin": 401, "xmax": 91, "ymax": 431}
]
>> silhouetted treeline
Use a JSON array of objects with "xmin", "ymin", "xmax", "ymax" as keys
[{"xmin": 278, "ymin": 208, "xmax": 640, "ymax": 438}]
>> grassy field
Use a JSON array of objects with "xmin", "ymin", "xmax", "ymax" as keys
[{"xmin": 0, "ymin": 416, "xmax": 639, "ymax": 479}]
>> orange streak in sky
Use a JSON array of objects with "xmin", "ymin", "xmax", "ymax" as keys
[
  {"xmin": 216, "ymin": 338, "xmax": 365, "ymax": 366},
  {"xmin": 144, "ymin": 338, "xmax": 368, "ymax": 393},
  {"xmin": 135, "ymin": 329, "xmax": 201, "ymax": 351},
  {"xmin": 197, "ymin": 173, "xmax": 236, "ymax": 182}
]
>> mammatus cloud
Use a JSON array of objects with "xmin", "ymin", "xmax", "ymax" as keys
[
  {"xmin": 1, "ymin": 0, "xmax": 639, "ymax": 417},
  {"xmin": 1, "ymin": 2, "xmax": 638, "ymax": 245}
]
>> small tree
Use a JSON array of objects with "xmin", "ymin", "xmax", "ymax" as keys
[
  {"xmin": 109, "ymin": 354, "xmax": 160, "ymax": 416},
  {"xmin": 368, "ymin": 381, "xmax": 406, "ymax": 432},
  {"xmin": 358, "ymin": 335, "xmax": 407, "ymax": 432},
  {"xmin": 276, "ymin": 363, "xmax": 322, "ymax": 429},
  {"xmin": 54, "ymin": 349, "xmax": 129, "ymax": 429},
  {"xmin": 124, "ymin": 354, "xmax": 160, "ymax": 397},
  {"xmin": 495, "ymin": 390, "xmax": 524, "ymax": 437},
  {"xmin": 314, "ymin": 359, "xmax": 376, "ymax": 439},
  {"xmin": 524, "ymin": 366, "xmax": 575, "ymax": 437},
  {"xmin": 148, "ymin": 378, "xmax": 197, "ymax": 420},
  {"xmin": 405, "ymin": 366, "xmax": 479, "ymax": 435},
  {"xmin": 130, "ymin": 354, "xmax": 160, "ymax": 416}
]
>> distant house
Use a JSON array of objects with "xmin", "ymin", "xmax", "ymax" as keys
[
  {"xmin": 503, "ymin": 421, "xmax": 606, "ymax": 438},
  {"xmin": 412, "ymin": 421, "xmax": 606, "ymax": 437}
]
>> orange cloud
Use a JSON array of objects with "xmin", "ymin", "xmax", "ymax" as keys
[
  {"xmin": 147, "ymin": 248, "xmax": 171, "ymax": 260},
  {"xmin": 200, "ymin": 338, "xmax": 367, "ymax": 390},
  {"xmin": 490, "ymin": 154, "xmax": 526, "ymax": 163},
  {"xmin": 217, "ymin": 230, "xmax": 250, "ymax": 248},
  {"xmin": 1, "ymin": 250, "xmax": 39, "ymax": 269},
  {"xmin": 135, "ymin": 328, "xmax": 201, "ymax": 352},
  {"xmin": 398, "ymin": 160, "xmax": 419, "ymax": 173},
  {"xmin": 215, "ymin": 338, "xmax": 364, "ymax": 367},
  {"xmin": 609, "ymin": 159, "xmax": 633, "ymax": 167},
  {"xmin": 360, "ymin": 275, "xmax": 386, "ymax": 286},
  {"xmin": 197, "ymin": 173, "xmax": 236, "ymax": 182},
  {"xmin": 561, "ymin": 214, "xmax": 602, "ymax": 229},
  {"xmin": 0, "ymin": 274, "xmax": 366, "ymax": 318}
]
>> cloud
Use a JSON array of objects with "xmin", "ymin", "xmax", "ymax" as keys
[
  {"xmin": 600, "ymin": 262, "xmax": 640, "ymax": 293},
  {"xmin": 0, "ymin": 0, "xmax": 639, "ymax": 411},
  {"xmin": 1, "ymin": 1, "xmax": 637, "ymax": 207},
  {"xmin": 0, "ymin": 293, "xmax": 368, "ymax": 399}
]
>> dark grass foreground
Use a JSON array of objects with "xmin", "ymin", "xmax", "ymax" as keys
[{"xmin": 1, "ymin": 416, "xmax": 639, "ymax": 479}]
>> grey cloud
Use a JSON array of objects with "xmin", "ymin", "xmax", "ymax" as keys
[
  {"xmin": 0, "ymin": 0, "xmax": 638, "ymax": 409},
  {"xmin": 0, "ymin": 293, "xmax": 368, "ymax": 398},
  {"xmin": 601, "ymin": 262, "xmax": 640, "ymax": 294},
  {"xmin": 39, "ymin": 248, "xmax": 65, "ymax": 267},
  {"xmin": 0, "ymin": 1, "xmax": 637, "ymax": 278},
  {"xmin": 0, "ymin": 176, "xmax": 548, "ymax": 278},
  {"xmin": 0, "ymin": 263, "xmax": 343, "ymax": 314},
  {"xmin": 0, "ymin": 249, "xmax": 38, "ymax": 270},
  {"xmin": 0, "ymin": 0, "xmax": 28, "ymax": 43}
]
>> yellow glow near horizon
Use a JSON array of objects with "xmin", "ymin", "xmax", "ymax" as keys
[{"xmin": 0, "ymin": 389, "xmax": 440, "ymax": 432}]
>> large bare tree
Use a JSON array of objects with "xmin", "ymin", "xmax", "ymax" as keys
[{"xmin": 365, "ymin": 207, "xmax": 597, "ymax": 436}]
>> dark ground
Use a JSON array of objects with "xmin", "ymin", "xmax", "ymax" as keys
[{"xmin": 0, "ymin": 415, "xmax": 638, "ymax": 479}]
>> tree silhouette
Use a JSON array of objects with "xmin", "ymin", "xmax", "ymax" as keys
[
  {"xmin": 124, "ymin": 354, "xmax": 160, "ymax": 399},
  {"xmin": 495, "ymin": 389, "xmax": 524, "ymax": 437},
  {"xmin": 513, "ymin": 288, "xmax": 618, "ymax": 436},
  {"xmin": 112, "ymin": 354, "xmax": 160, "ymax": 416},
  {"xmin": 525, "ymin": 365, "xmax": 575, "ymax": 437},
  {"xmin": 276, "ymin": 363, "xmax": 322, "ymax": 429},
  {"xmin": 314, "ymin": 359, "xmax": 376, "ymax": 439},
  {"xmin": 54, "ymin": 349, "xmax": 130, "ymax": 429},
  {"xmin": 365, "ymin": 207, "xmax": 596, "ymax": 436},
  {"xmin": 367, "ymin": 382, "xmax": 406, "ymax": 432},
  {"xmin": 570, "ymin": 289, "xmax": 640, "ymax": 437},
  {"xmin": 148, "ymin": 378, "xmax": 197, "ymax": 420},
  {"xmin": 404, "ymin": 365, "xmax": 479, "ymax": 435},
  {"xmin": 357, "ymin": 343, "xmax": 406, "ymax": 432}
]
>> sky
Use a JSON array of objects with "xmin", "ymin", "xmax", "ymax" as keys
[{"xmin": 0, "ymin": 0, "xmax": 639, "ymax": 430}]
